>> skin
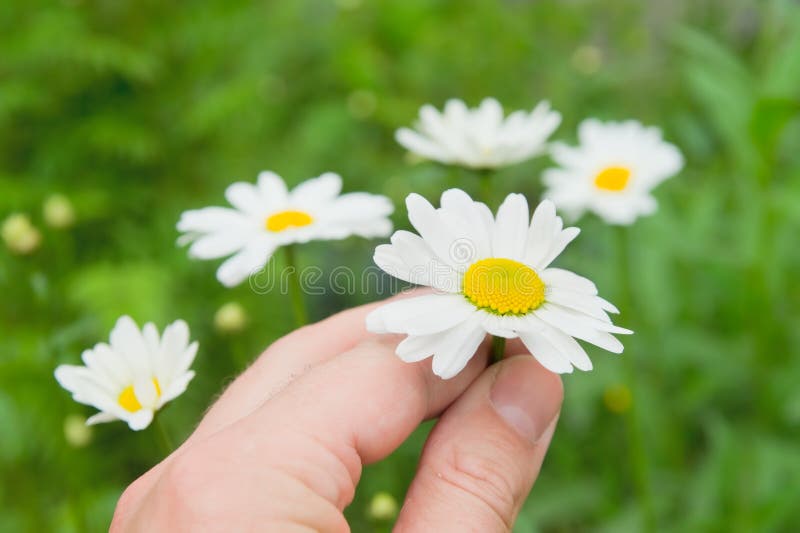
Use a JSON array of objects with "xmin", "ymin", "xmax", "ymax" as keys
[{"xmin": 111, "ymin": 290, "xmax": 564, "ymax": 532}]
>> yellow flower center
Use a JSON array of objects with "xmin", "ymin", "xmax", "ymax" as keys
[
  {"xmin": 594, "ymin": 166, "xmax": 631, "ymax": 191},
  {"xmin": 118, "ymin": 378, "xmax": 162, "ymax": 413},
  {"xmin": 265, "ymin": 210, "xmax": 314, "ymax": 232},
  {"xmin": 462, "ymin": 258, "xmax": 545, "ymax": 315}
]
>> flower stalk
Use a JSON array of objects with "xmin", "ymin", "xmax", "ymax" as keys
[
  {"xmin": 154, "ymin": 416, "xmax": 174, "ymax": 456},
  {"xmin": 490, "ymin": 335, "xmax": 506, "ymax": 365},
  {"xmin": 285, "ymin": 245, "xmax": 309, "ymax": 327},
  {"xmin": 615, "ymin": 226, "xmax": 656, "ymax": 532}
]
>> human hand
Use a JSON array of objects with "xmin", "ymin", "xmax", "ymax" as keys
[{"xmin": 110, "ymin": 292, "xmax": 564, "ymax": 532}]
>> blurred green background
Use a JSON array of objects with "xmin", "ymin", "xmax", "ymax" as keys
[{"xmin": 2, "ymin": 0, "xmax": 800, "ymax": 531}]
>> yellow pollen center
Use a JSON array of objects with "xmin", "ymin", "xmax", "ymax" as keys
[
  {"xmin": 118, "ymin": 378, "xmax": 162, "ymax": 413},
  {"xmin": 594, "ymin": 166, "xmax": 631, "ymax": 191},
  {"xmin": 265, "ymin": 210, "xmax": 314, "ymax": 232},
  {"xmin": 462, "ymin": 258, "xmax": 545, "ymax": 315}
]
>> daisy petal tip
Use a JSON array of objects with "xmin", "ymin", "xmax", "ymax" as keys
[
  {"xmin": 127, "ymin": 410, "xmax": 154, "ymax": 431},
  {"xmin": 364, "ymin": 310, "xmax": 387, "ymax": 333}
]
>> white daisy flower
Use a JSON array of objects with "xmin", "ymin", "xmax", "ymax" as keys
[
  {"xmin": 395, "ymin": 98, "xmax": 561, "ymax": 169},
  {"xmin": 54, "ymin": 316, "xmax": 197, "ymax": 431},
  {"xmin": 177, "ymin": 171, "xmax": 394, "ymax": 287},
  {"xmin": 543, "ymin": 119, "xmax": 683, "ymax": 225},
  {"xmin": 366, "ymin": 189, "xmax": 631, "ymax": 379}
]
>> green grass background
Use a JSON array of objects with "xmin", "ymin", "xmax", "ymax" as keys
[{"xmin": 2, "ymin": 0, "xmax": 800, "ymax": 531}]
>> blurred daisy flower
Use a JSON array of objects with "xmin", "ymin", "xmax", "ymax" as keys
[
  {"xmin": 54, "ymin": 316, "xmax": 197, "ymax": 431},
  {"xmin": 178, "ymin": 171, "xmax": 394, "ymax": 287},
  {"xmin": 367, "ymin": 189, "xmax": 630, "ymax": 379},
  {"xmin": 2, "ymin": 213, "xmax": 41, "ymax": 255},
  {"xmin": 396, "ymin": 98, "xmax": 561, "ymax": 170},
  {"xmin": 543, "ymin": 119, "xmax": 683, "ymax": 225}
]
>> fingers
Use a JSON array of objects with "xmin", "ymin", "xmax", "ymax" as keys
[
  {"xmin": 189, "ymin": 289, "xmax": 428, "ymax": 443},
  {"xmin": 218, "ymin": 334, "xmax": 491, "ymax": 510},
  {"xmin": 395, "ymin": 354, "xmax": 563, "ymax": 532}
]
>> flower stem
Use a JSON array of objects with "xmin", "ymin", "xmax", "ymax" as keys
[
  {"xmin": 615, "ymin": 226, "xmax": 656, "ymax": 532},
  {"xmin": 478, "ymin": 168, "xmax": 493, "ymax": 207},
  {"xmin": 154, "ymin": 416, "xmax": 174, "ymax": 456},
  {"xmin": 284, "ymin": 245, "xmax": 308, "ymax": 327},
  {"xmin": 490, "ymin": 335, "xmax": 506, "ymax": 365}
]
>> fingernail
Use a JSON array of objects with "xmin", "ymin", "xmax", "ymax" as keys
[{"xmin": 490, "ymin": 357, "xmax": 563, "ymax": 444}]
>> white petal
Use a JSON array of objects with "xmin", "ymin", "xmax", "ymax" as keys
[
  {"xmin": 160, "ymin": 370, "xmax": 195, "ymax": 405},
  {"xmin": 126, "ymin": 410, "xmax": 154, "ymax": 431},
  {"xmin": 430, "ymin": 316, "xmax": 487, "ymax": 379},
  {"xmin": 216, "ymin": 241, "xmax": 277, "ymax": 287},
  {"xmin": 439, "ymin": 189, "xmax": 492, "ymax": 262},
  {"xmin": 479, "ymin": 313, "xmax": 526, "ymax": 338},
  {"xmin": 395, "ymin": 128, "xmax": 451, "ymax": 163},
  {"xmin": 134, "ymin": 378, "xmax": 159, "ymax": 409},
  {"xmin": 322, "ymin": 193, "xmax": 394, "ymax": 232},
  {"xmin": 540, "ymin": 267, "xmax": 598, "ymax": 295},
  {"xmin": 531, "ymin": 318, "xmax": 593, "ymax": 371},
  {"xmin": 172, "ymin": 342, "xmax": 199, "ymax": 383},
  {"xmin": 492, "ymin": 193, "xmax": 529, "ymax": 260},
  {"xmin": 546, "ymin": 288, "xmax": 614, "ymax": 323},
  {"xmin": 177, "ymin": 207, "xmax": 250, "ymax": 233},
  {"xmin": 257, "ymin": 171, "xmax": 289, "ymax": 209},
  {"xmin": 524, "ymin": 200, "xmax": 559, "ymax": 266},
  {"xmin": 290, "ymin": 172, "xmax": 342, "ymax": 208},
  {"xmin": 86, "ymin": 412, "xmax": 118, "ymax": 425},
  {"xmin": 396, "ymin": 334, "xmax": 439, "ymax": 363},
  {"xmin": 405, "ymin": 193, "xmax": 461, "ymax": 268},
  {"xmin": 518, "ymin": 330, "xmax": 574, "ymax": 374},
  {"xmin": 538, "ymin": 303, "xmax": 632, "ymax": 334},
  {"xmin": 531, "ymin": 306, "xmax": 627, "ymax": 353},
  {"xmin": 365, "ymin": 294, "xmax": 475, "ymax": 336},
  {"xmin": 54, "ymin": 365, "xmax": 123, "ymax": 416},
  {"xmin": 81, "ymin": 346, "xmax": 127, "ymax": 389},
  {"xmin": 225, "ymin": 182, "xmax": 265, "ymax": 216},
  {"xmin": 109, "ymin": 316, "xmax": 150, "ymax": 379},
  {"xmin": 535, "ymin": 226, "xmax": 580, "ymax": 270},
  {"xmin": 381, "ymin": 231, "xmax": 460, "ymax": 292},
  {"xmin": 187, "ymin": 230, "xmax": 251, "ymax": 259}
]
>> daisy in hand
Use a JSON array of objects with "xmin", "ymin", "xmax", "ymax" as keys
[
  {"xmin": 367, "ymin": 189, "xmax": 631, "ymax": 379},
  {"xmin": 177, "ymin": 171, "xmax": 394, "ymax": 287},
  {"xmin": 542, "ymin": 119, "xmax": 683, "ymax": 225},
  {"xmin": 396, "ymin": 98, "xmax": 561, "ymax": 170},
  {"xmin": 55, "ymin": 316, "xmax": 198, "ymax": 431}
]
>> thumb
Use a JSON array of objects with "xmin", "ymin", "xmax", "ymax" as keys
[{"xmin": 395, "ymin": 355, "xmax": 563, "ymax": 532}]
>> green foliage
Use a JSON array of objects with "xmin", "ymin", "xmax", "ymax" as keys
[{"xmin": 1, "ymin": 0, "xmax": 799, "ymax": 531}]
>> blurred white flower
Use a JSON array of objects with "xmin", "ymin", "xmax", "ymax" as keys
[
  {"xmin": 368, "ymin": 491, "xmax": 399, "ymax": 521},
  {"xmin": 367, "ymin": 189, "xmax": 630, "ymax": 379},
  {"xmin": 395, "ymin": 98, "xmax": 561, "ymax": 169},
  {"xmin": 54, "ymin": 316, "xmax": 197, "ymax": 431},
  {"xmin": 43, "ymin": 194, "xmax": 76, "ymax": 229},
  {"xmin": 571, "ymin": 45, "xmax": 603, "ymax": 75},
  {"xmin": 2, "ymin": 213, "xmax": 42, "ymax": 255},
  {"xmin": 177, "ymin": 172, "xmax": 394, "ymax": 287},
  {"xmin": 63, "ymin": 414, "xmax": 93, "ymax": 447},
  {"xmin": 214, "ymin": 301, "xmax": 247, "ymax": 333},
  {"xmin": 347, "ymin": 89, "xmax": 377, "ymax": 119},
  {"xmin": 543, "ymin": 119, "xmax": 683, "ymax": 225}
]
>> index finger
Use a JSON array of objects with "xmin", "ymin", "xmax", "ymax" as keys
[{"xmin": 189, "ymin": 289, "xmax": 427, "ymax": 443}]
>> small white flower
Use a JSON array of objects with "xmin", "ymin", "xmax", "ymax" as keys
[
  {"xmin": 367, "ymin": 189, "xmax": 631, "ymax": 379},
  {"xmin": 2, "ymin": 213, "xmax": 41, "ymax": 255},
  {"xmin": 54, "ymin": 316, "xmax": 198, "ymax": 431},
  {"xmin": 396, "ymin": 98, "xmax": 561, "ymax": 169},
  {"xmin": 177, "ymin": 171, "xmax": 394, "ymax": 287},
  {"xmin": 543, "ymin": 119, "xmax": 683, "ymax": 225}
]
